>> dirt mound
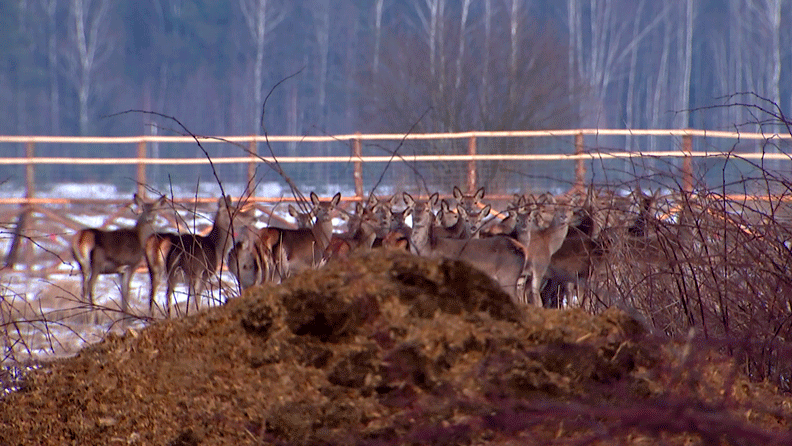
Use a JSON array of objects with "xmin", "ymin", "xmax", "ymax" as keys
[{"xmin": 2, "ymin": 249, "xmax": 791, "ymax": 445}]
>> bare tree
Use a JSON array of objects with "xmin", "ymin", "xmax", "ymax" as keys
[
  {"xmin": 39, "ymin": 0, "xmax": 60, "ymax": 134},
  {"xmin": 239, "ymin": 0, "xmax": 285, "ymax": 134},
  {"xmin": 373, "ymin": 0, "xmax": 385, "ymax": 74},
  {"xmin": 313, "ymin": 0, "xmax": 331, "ymax": 129},
  {"xmin": 480, "ymin": 0, "xmax": 493, "ymax": 117},
  {"xmin": 508, "ymin": 0, "xmax": 522, "ymax": 105},
  {"xmin": 676, "ymin": 0, "xmax": 694, "ymax": 130},
  {"xmin": 454, "ymin": 0, "xmax": 471, "ymax": 90},
  {"xmin": 63, "ymin": 0, "xmax": 112, "ymax": 136}
]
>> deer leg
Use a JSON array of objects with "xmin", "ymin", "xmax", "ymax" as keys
[
  {"xmin": 120, "ymin": 265, "xmax": 134, "ymax": 316},
  {"xmin": 148, "ymin": 267, "xmax": 160, "ymax": 317},
  {"xmin": 191, "ymin": 276, "xmax": 203, "ymax": 313},
  {"xmin": 165, "ymin": 270, "xmax": 177, "ymax": 319}
]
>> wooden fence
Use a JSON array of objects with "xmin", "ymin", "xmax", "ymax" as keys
[
  {"xmin": 1, "ymin": 128, "xmax": 791, "ymax": 273},
  {"xmin": 1, "ymin": 128, "xmax": 790, "ymax": 205}
]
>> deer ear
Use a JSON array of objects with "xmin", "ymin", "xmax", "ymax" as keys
[
  {"xmin": 481, "ymin": 204, "xmax": 492, "ymax": 216},
  {"xmin": 155, "ymin": 195, "xmax": 168, "ymax": 208},
  {"xmin": 310, "ymin": 192, "xmax": 320, "ymax": 206},
  {"xmin": 288, "ymin": 205, "xmax": 299, "ymax": 217},
  {"xmin": 429, "ymin": 193, "xmax": 439, "ymax": 207},
  {"xmin": 453, "ymin": 186, "xmax": 463, "ymax": 201},
  {"xmin": 402, "ymin": 192, "xmax": 414, "ymax": 207},
  {"xmin": 331, "ymin": 192, "xmax": 341, "ymax": 207},
  {"xmin": 475, "ymin": 187, "xmax": 485, "ymax": 200}
]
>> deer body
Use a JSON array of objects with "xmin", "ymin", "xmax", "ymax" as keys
[
  {"xmin": 513, "ymin": 196, "xmax": 576, "ymax": 307},
  {"xmin": 405, "ymin": 192, "xmax": 527, "ymax": 302},
  {"xmin": 228, "ymin": 192, "xmax": 340, "ymax": 286},
  {"xmin": 146, "ymin": 196, "xmax": 243, "ymax": 317},
  {"xmin": 72, "ymin": 194, "xmax": 166, "ymax": 316}
]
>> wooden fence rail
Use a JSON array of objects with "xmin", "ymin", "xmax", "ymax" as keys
[
  {"xmin": 1, "ymin": 128, "xmax": 791, "ymax": 272},
  {"xmin": 1, "ymin": 128, "xmax": 790, "ymax": 204}
]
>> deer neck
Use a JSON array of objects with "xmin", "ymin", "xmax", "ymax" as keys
[
  {"xmin": 133, "ymin": 213, "xmax": 157, "ymax": 246},
  {"xmin": 207, "ymin": 207, "xmax": 235, "ymax": 260},
  {"xmin": 311, "ymin": 216, "xmax": 333, "ymax": 251},
  {"xmin": 409, "ymin": 211, "xmax": 433, "ymax": 256}
]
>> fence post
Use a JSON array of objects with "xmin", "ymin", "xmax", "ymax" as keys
[
  {"xmin": 248, "ymin": 137, "xmax": 258, "ymax": 193},
  {"xmin": 574, "ymin": 132, "xmax": 585, "ymax": 192},
  {"xmin": 353, "ymin": 133, "xmax": 363, "ymax": 202},
  {"xmin": 137, "ymin": 139, "xmax": 147, "ymax": 197},
  {"xmin": 682, "ymin": 132, "xmax": 693, "ymax": 193},
  {"xmin": 467, "ymin": 135, "xmax": 477, "ymax": 193},
  {"xmin": 5, "ymin": 141, "xmax": 36, "ymax": 268},
  {"xmin": 25, "ymin": 141, "xmax": 35, "ymax": 200}
]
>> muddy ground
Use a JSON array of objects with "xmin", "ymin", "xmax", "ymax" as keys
[{"xmin": 2, "ymin": 249, "xmax": 791, "ymax": 445}]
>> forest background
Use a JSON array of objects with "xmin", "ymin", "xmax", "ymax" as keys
[{"xmin": 0, "ymin": 0, "xmax": 790, "ymax": 188}]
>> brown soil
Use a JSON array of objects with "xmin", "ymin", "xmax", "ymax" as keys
[{"xmin": 2, "ymin": 249, "xmax": 791, "ymax": 445}]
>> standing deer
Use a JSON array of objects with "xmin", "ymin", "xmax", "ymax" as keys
[
  {"xmin": 145, "ymin": 195, "xmax": 249, "ymax": 317},
  {"xmin": 452, "ymin": 186, "xmax": 485, "ymax": 215},
  {"xmin": 72, "ymin": 194, "xmax": 167, "ymax": 318},
  {"xmin": 228, "ymin": 192, "xmax": 340, "ymax": 285},
  {"xmin": 325, "ymin": 201, "xmax": 379, "ymax": 259},
  {"xmin": 514, "ymin": 194, "xmax": 577, "ymax": 307},
  {"xmin": 405, "ymin": 192, "xmax": 528, "ymax": 301}
]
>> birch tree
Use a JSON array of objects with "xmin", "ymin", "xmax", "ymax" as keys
[
  {"xmin": 313, "ymin": 0, "xmax": 331, "ymax": 129},
  {"xmin": 676, "ymin": 0, "xmax": 694, "ymax": 130},
  {"xmin": 508, "ymin": 0, "xmax": 521, "ymax": 105},
  {"xmin": 239, "ymin": 0, "xmax": 285, "ymax": 133},
  {"xmin": 480, "ymin": 0, "xmax": 493, "ymax": 118},
  {"xmin": 63, "ymin": 0, "xmax": 111, "ymax": 135},
  {"xmin": 373, "ymin": 0, "xmax": 385, "ymax": 74},
  {"xmin": 39, "ymin": 0, "xmax": 60, "ymax": 134},
  {"xmin": 454, "ymin": 0, "xmax": 471, "ymax": 90}
]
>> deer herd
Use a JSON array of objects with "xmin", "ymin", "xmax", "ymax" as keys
[{"xmin": 71, "ymin": 185, "xmax": 665, "ymax": 319}]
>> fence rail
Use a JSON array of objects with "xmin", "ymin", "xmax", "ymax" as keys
[{"xmin": 1, "ymin": 128, "xmax": 790, "ymax": 204}]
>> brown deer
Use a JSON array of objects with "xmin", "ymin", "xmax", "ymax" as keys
[
  {"xmin": 368, "ymin": 194, "xmax": 413, "ymax": 250},
  {"xmin": 288, "ymin": 204, "xmax": 314, "ymax": 228},
  {"xmin": 405, "ymin": 192, "xmax": 528, "ymax": 302},
  {"xmin": 257, "ymin": 192, "xmax": 340, "ymax": 281},
  {"xmin": 227, "ymin": 234, "xmax": 274, "ymax": 290},
  {"xmin": 145, "ymin": 196, "xmax": 249, "ymax": 317},
  {"xmin": 72, "ymin": 193, "xmax": 167, "ymax": 318},
  {"xmin": 541, "ymin": 188, "xmax": 663, "ymax": 309},
  {"xmin": 435, "ymin": 198, "xmax": 492, "ymax": 239},
  {"xmin": 514, "ymin": 194, "xmax": 578, "ymax": 307},
  {"xmin": 325, "ymin": 201, "xmax": 380, "ymax": 259},
  {"xmin": 452, "ymin": 186, "xmax": 485, "ymax": 215}
]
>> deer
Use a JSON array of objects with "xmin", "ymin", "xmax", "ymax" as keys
[
  {"xmin": 227, "ymin": 234, "xmax": 274, "ymax": 290},
  {"xmin": 324, "ymin": 201, "xmax": 380, "ymax": 259},
  {"xmin": 404, "ymin": 192, "xmax": 529, "ymax": 302},
  {"xmin": 261, "ymin": 192, "xmax": 340, "ymax": 281},
  {"xmin": 72, "ymin": 193, "xmax": 167, "ymax": 319},
  {"xmin": 435, "ymin": 198, "xmax": 492, "ymax": 239},
  {"xmin": 369, "ymin": 194, "xmax": 413, "ymax": 251},
  {"xmin": 514, "ymin": 193, "xmax": 578, "ymax": 307},
  {"xmin": 452, "ymin": 186, "xmax": 486, "ymax": 215},
  {"xmin": 540, "ymin": 187, "xmax": 663, "ymax": 309},
  {"xmin": 288, "ymin": 204, "xmax": 314, "ymax": 228},
  {"xmin": 145, "ymin": 195, "xmax": 249, "ymax": 318}
]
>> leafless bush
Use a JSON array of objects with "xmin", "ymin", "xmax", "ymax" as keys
[{"xmin": 585, "ymin": 169, "xmax": 792, "ymax": 391}]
